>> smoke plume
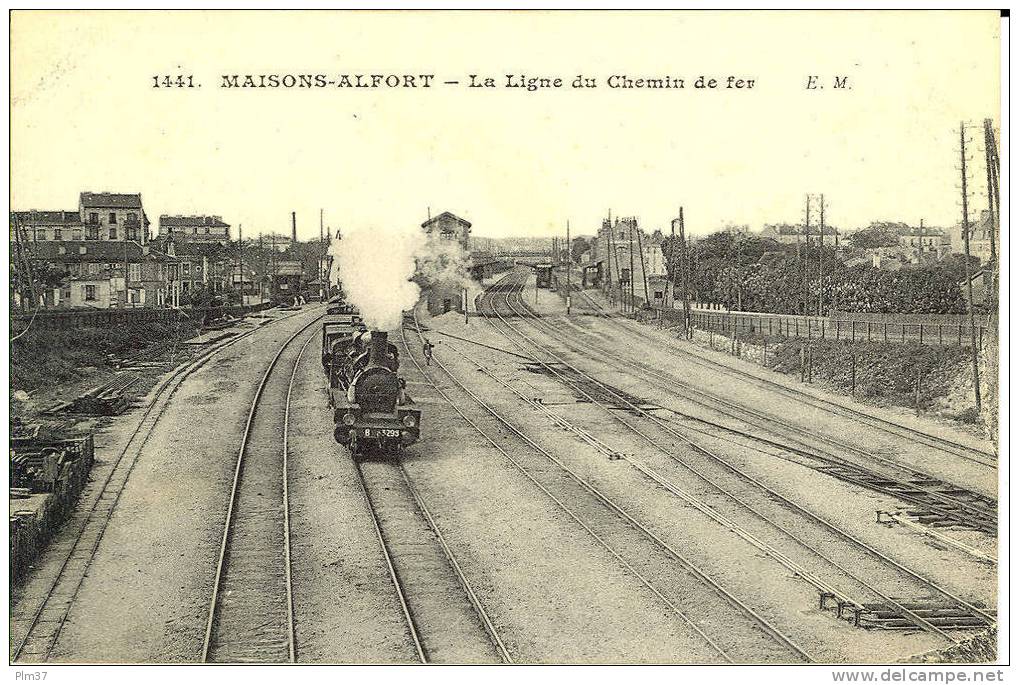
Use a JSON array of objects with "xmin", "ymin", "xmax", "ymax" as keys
[
  {"xmin": 415, "ymin": 235, "xmax": 475, "ymax": 290},
  {"xmin": 334, "ymin": 226, "xmax": 425, "ymax": 331},
  {"xmin": 332, "ymin": 226, "xmax": 478, "ymax": 330}
]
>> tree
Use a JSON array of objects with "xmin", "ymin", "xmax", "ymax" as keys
[
  {"xmin": 848, "ymin": 223, "xmax": 905, "ymax": 249},
  {"xmin": 570, "ymin": 236, "xmax": 591, "ymax": 264}
]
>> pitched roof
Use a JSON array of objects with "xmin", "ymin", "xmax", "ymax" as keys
[
  {"xmin": 80, "ymin": 192, "xmax": 143, "ymax": 209},
  {"xmin": 11, "ymin": 210, "xmax": 81, "ymax": 225},
  {"xmin": 159, "ymin": 215, "xmax": 231, "ymax": 228},
  {"xmin": 149, "ymin": 237, "xmax": 231, "ymax": 259},
  {"xmin": 421, "ymin": 211, "xmax": 472, "ymax": 229},
  {"xmin": 29, "ymin": 240, "xmax": 173, "ymax": 262}
]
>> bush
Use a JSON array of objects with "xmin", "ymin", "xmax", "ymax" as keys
[
  {"xmin": 11, "ymin": 318, "xmax": 198, "ymax": 392},
  {"xmin": 765, "ymin": 339, "xmax": 969, "ymax": 410}
]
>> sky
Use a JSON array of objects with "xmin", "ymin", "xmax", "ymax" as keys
[{"xmin": 10, "ymin": 10, "xmax": 1001, "ymax": 241}]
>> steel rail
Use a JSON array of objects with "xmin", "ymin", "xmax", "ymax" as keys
[
  {"xmin": 351, "ymin": 462, "xmax": 428, "ymax": 663},
  {"xmin": 12, "ymin": 307, "xmax": 317, "ymax": 663},
  {"xmin": 574, "ymin": 288, "xmax": 996, "ymax": 467},
  {"xmin": 538, "ymin": 301, "xmax": 996, "ymax": 531},
  {"xmin": 396, "ymin": 463, "xmax": 515, "ymax": 664},
  {"xmin": 201, "ymin": 316, "xmax": 323, "ymax": 663},
  {"xmin": 453, "ymin": 340, "xmax": 867, "ymax": 616},
  {"xmin": 502, "ymin": 276, "xmax": 998, "ymax": 628},
  {"xmin": 281, "ymin": 332, "xmax": 317, "ymax": 662},
  {"xmin": 485, "ymin": 274, "xmax": 994, "ymax": 636},
  {"xmin": 401, "ymin": 308, "xmax": 812, "ymax": 663}
]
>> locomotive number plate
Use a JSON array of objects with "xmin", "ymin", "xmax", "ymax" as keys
[{"xmin": 363, "ymin": 428, "xmax": 401, "ymax": 438}]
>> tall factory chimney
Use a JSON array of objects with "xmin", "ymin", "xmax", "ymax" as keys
[{"xmin": 291, "ymin": 211, "xmax": 297, "ymax": 244}]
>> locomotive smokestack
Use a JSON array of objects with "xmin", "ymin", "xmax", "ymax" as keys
[{"xmin": 368, "ymin": 331, "xmax": 389, "ymax": 367}]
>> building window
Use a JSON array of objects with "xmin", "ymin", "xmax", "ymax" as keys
[
  {"xmin": 127, "ymin": 212, "xmax": 137, "ymax": 222},
  {"xmin": 127, "ymin": 225, "xmax": 137, "ymax": 241},
  {"xmin": 33, "ymin": 228, "xmax": 45, "ymax": 241},
  {"xmin": 84, "ymin": 284, "xmax": 97, "ymax": 301},
  {"xmin": 654, "ymin": 291, "xmax": 664, "ymax": 300},
  {"xmin": 89, "ymin": 212, "xmax": 99, "ymax": 224},
  {"xmin": 204, "ymin": 227, "xmax": 210, "ymax": 234},
  {"xmin": 109, "ymin": 212, "xmax": 117, "ymax": 224},
  {"xmin": 88, "ymin": 262, "xmax": 100, "ymax": 276},
  {"xmin": 109, "ymin": 226, "xmax": 117, "ymax": 240},
  {"xmin": 128, "ymin": 263, "xmax": 141, "ymax": 282},
  {"xmin": 72, "ymin": 228, "xmax": 83, "ymax": 240},
  {"xmin": 85, "ymin": 225, "xmax": 99, "ymax": 240},
  {"xmin": 182, "ymin": 262, "xmax": 191, "ymax": 277},
  {"xmin": 54, "ymin": 228, "xmax": 62, "ymax": 240}
]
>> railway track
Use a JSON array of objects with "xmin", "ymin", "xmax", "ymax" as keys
[
  {"xmin": 476, "ymin": 272, "xmax": 995, "ymax": 640},
  {"xmin": 540, "ymin": 313, "xmax": 996, "ymax": 534},
  {"xmin": 352, "ymin": 456, "xmax": 512, "ymax": 664},
  {"xmin": 403, "ymin": 307, "xmax": 813, "ymax": 663},
  {"xmin": 11, "ymin": 307, "xmax": 319, "ymax": 663},
  {"xmin": 201, "ymin": 319, "xmax": 324, "ymax": 662},
  {"xmin": 516, "ymin": 280, "xmax": 997, "ymax": 534},
  {"xmin": 572, "ymin": 286, "xmax": 996, "ymax": 468}
]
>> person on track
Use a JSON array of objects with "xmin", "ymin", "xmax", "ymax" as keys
[{"xmin": 422, "ymin": 339, "xmax": 434, "ymax": 366}]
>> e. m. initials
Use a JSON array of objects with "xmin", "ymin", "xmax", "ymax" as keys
[{"xmin": 805, "ymin": 75, "xmax": 851, "ymax": 90}]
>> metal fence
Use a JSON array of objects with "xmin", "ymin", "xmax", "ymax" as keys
[
  {"xmin": 689, "ymin": 311, "xmax": 987, "ymax": 348},
  {"xmin": 11, "ymin": 302, "xmax": 275, "ymax": 333}
]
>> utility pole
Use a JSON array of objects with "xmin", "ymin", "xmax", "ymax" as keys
[
  {"xmin": 635, "ymin": 221, "xmax": 650, "ymax": 308},
  {"xmin": 735, "ymin": 232, "xmax": 743, "ymax": 311},
  {"xmin": 607, "ymin": 211, "xmax": 618, "ymax": 309},
  {"xmin": 238, "ymin": 223, "xmax": 244, "ymax": 305},
  {"xmin": 123, "ymin": 226, "xmax": 130, "ymax": 308},
  {"xmin": 679, "ymin": 207, "xmax": 692, "ymax": 338},
  {"xmin": 960, "ymin": 121, "xmax": 982, "ymax": 412},
  {"xmin": 12, "ymin": 214, "xmax": 37, "ymax": 311},
  {"xmin": 983, "ymin": 119, "xmax": 998, "ymax": 264},
  {"xmin": 628, "ymin": 221, "xmax": 636, "ymax": 314},
  {"xmin": 818, "ymin": 194, "xmax": 825, "ymax": 317},
  {"xmin": 803, "ymin": 194, "xmax": 811, "ymax": 315},
  {"xmin": 666, "ymin": 211, "xmax": 677, "ymax": 312},
  {"xmin": 566, "ymin": 220, "xmax": 571, "ymax": 315}
]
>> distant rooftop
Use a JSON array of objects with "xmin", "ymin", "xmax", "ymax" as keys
[
  {"xmin": 160, "ymin": 215, "xmax": 230, "ymax": 228},
  {"xmin": 80, "ymin": 192, "xmax": 143, "ymax": 209},
  {"xmin": 422, "ymin": 211, "xmax": 472, "ymax": 229},
  {"xmin": 11, "ymin": 210, "xmax": 81, "ymax": 225}
]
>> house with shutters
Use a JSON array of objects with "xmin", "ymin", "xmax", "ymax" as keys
[
  {"xmin": 157, "ymin": 215, "xmax": 232, "ymax": 244},
  {"xmin": 28, "ymin": 240, "xmax": 176, "ymax": 308}
]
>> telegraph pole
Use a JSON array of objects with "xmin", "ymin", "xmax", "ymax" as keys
[
  {"xmin": 960, "ymin": 122, "xmax": 982, "ymax": 411},
  {"xmin": 803, "ymin": 194, "xmax": 811, "ymax": 315},
  {"xmin": 628, "ymin": 222, "xmax": 636, "ymax": 314},
  {"xmin": 679, "ymin": 207, "xmax": 692, "ymax": 338},
  {"xmin": 666, "ymin": 211, "xmax": 677, "ymax": 312},
  {"xmin": 818, "ymin": 194, "xmax": 825, "ymax": 317},
  {"xmin": 566, "ymin": 220, "xmax": 571, "ymax": 315},
  {"xmin": 983, "ymin": 119, "xmax": 998, "ymax": 264},
  {"xmin": 635, "ymin": 221, "xmax": 650, "ymax": 307},
  {"xmin": 606, "ymin": 211, "xmax": 616, "ymax": 308},
  {"xmin": 238, "ymin": 223, "xmax": 244, "ymax": 305}
]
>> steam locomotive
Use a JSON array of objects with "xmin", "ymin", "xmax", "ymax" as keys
[{"xmin": 324, "ymin": 326, "xmax": 421, "ymax": 456}]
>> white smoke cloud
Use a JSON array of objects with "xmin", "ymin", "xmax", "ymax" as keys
[
  {"xmin": 332, "ymin": 227, "xmax": 478, "ymax": 330},
  {"xmin": 415, "ymin": 235, "xmax": 475, "ymax": 290},
  {"xmin": 335, "ymin": 226, "xmax": 425, "ymax": 331}
]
